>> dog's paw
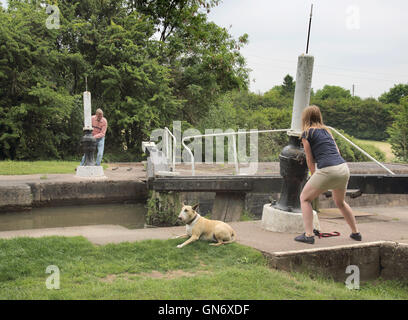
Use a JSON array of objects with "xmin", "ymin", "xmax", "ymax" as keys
[{"xmin": 177, "ymin": 244, "xmax": 183, "ymax": 248}]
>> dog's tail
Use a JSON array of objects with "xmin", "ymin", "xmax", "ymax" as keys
[{"xmin": 223, "ymin": 229, "xmax": 237, "ymax": 244}]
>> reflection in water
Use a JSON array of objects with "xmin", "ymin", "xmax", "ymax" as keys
[{"xmin": 0, "ymin": 203, "xmax": 146, "ymax": 232}]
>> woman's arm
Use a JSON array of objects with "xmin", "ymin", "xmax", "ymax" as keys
[{"xmin": 302, "ymin": 138, "xmax": 316, "ymax": 175}]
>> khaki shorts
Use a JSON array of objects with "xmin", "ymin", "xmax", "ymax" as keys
[{"xmin": 307, "ymin": 163, "xmax": 350, "ymax": 191}]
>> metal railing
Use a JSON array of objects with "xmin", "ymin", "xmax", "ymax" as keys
[
  {"xmin": 181, "ymin": 129, "xmax": 290, "ymax": 176},
  {"xmin": 328, "ymin": 126, "xmax": 395, "ymax": 175},
  {"xmin": 159, "ymin": 126, "xmax": 395, "ymax": 176},
  {"xmin": 163, "ymin": 127, "xmax": 176, "ymax": 172},
  {"xmin": 178, "ymin": 127, "xmax": 396, "ymax": 176}
]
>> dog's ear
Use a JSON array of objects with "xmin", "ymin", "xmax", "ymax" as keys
[{"xmin": 192, "ymin": 203, "xmax": 199, "ymax": 211}]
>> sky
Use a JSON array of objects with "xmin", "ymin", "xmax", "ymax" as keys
[
  {"xmin": 1, "ymin": 0, "xmax": 407, "ymax": 98},
  {"xmin": 207, "ymin": 0, "xmax": 408, "ymax": 98}
]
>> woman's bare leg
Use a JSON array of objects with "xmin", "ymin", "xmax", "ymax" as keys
[
  {"xmin": 332, "ymin": 189, "xmax": 359, "ymax": 233},
  {"xmin": 300, "ymin": 182, "xmax": 325, "ymax": 236}
]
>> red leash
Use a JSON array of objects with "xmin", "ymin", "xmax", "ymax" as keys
[{"xmin": 313, "ymin": 229, "xmax": 340, "ymax": 239}]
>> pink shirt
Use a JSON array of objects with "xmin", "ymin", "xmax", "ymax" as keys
[{"xmin": 92, "ymin": 115, "xmax": 108, "ymax": 139}]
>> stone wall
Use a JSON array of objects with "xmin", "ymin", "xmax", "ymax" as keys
[
  {"xmin": 0, "ymin": 180, "xmax": 148, "ymax": 212},
  {"xmin": 262, "ymin": 241, "xmax": 408, "ymax": 282}
]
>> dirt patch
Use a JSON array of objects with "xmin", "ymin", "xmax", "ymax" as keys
[
  {"xmin": 138, "ymin": 269, "xmax": 211, "ymax": 279},
  {"xmin": 99, "ymin": 269, "xmax": 211, "ymax": 283},
  {"xmin": 100, "ymin": 274, "xmax": 117, "ymax": 283}
]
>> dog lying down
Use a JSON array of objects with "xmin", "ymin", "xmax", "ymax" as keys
[{"xmin": 175, "ymin": 204, "xmax": 237, "ymax": 248}]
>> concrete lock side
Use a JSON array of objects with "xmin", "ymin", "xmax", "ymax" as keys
[
  {"xmin": 380, "ymin": 242, "xmax": 408, "ymax": 280},
  {"xmin": 262, "ymin": 241, "xmax": 408, "ymax": 282},
  {"xmin": 0, "ymin": 185, "xmax": 32, "ymax": 211},
  {"xmin": 262, "ymin": 242, "xmax": 383, "ymax": 282},
  {"xmin": 0, "ymin": 180, "xmax": 148, "ymax": 211}
]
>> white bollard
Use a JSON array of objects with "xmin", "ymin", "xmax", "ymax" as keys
[
  {"xmin": 83, "ymin": 91, "xmax": 93, "ymax": 131},
  {"xmin": 288, "ymin": 54, "xmax": 314, "ymax": 137}
]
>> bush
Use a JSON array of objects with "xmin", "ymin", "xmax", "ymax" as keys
[
  {"xmin": 387, "ymin": 97, "xmax": 408, "ymax": 162},
  {"xmin": 332, "ymin": 129, "xmax": 386, "ymax": 162},
  {"xmin": 146, "ymin": 191, "xmax": 183, "ymax": 227}
]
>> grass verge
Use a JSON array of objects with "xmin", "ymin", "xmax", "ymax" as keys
[
  {"xmin": 354, "ymin": 139, "xmax": 395, "ymax": 162},
  {"xmin": 0, "ymin": 236, "xmax": 407, "ymax": 300},
  {"xmin": 0, "ymin": 161, "xmax": 108, "ymax": 175}
]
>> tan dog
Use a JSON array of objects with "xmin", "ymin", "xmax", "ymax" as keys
[{"xmin": 175, "ymin": 203, "xmax": 236, "ymax": 248}]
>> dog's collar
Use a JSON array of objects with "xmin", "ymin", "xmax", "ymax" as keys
[{"xmin": 186, "ymin": 213, "xmax": 200, "ymax": 226}]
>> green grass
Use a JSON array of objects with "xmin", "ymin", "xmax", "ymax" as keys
[
  {"xmin": 354, "ymin": 139, "xmax": 395, "ymax": 162},
  {"xmin": 0, "ymin": 236, "xmax": 407, "ymax": 300},
  {"xmin": 0, "ymin": 161, "xmax": 108, "ymax": 175}
]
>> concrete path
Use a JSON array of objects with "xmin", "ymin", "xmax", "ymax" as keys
[{"xmin": 0, "ymin": 206, "xmax": 407, "ymax": 255}]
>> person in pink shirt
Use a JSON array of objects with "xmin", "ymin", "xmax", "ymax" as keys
[{"xmin": 80, "ymin": 109, "xmax": 108, "ymax": 166}]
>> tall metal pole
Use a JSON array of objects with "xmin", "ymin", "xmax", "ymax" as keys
[{"xmin": 305, "ymin": 4, "xmax": 313, "ymax": 54}]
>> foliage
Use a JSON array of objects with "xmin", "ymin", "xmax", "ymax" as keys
[
  {"xmin": 387, "ymin": 97, "xmax": 408, "ymax": 161},
  {"xmin": 0, "ymin": 2, "xmax": 82, "ymax": 160},
  {"xmin": 196, "ymin": 87, "xmax": 386, "ymax": 163},
  {"xmin": 332, "ymin": 129, "xmax": 386, "ymax": 162},
  {"xmin": 0, "ymin": 0, "xmax": 248, "ymax": 160},
  {"xmin": 311, "ymin": 90, "xmax": 394, "ymax": 141},
  {"xmin": 379, "ymin": 84, "xmax": 408, "ymax": 104},
  {"xmin": 281, "ymin": 74, "xmax": 295, "ymax": 97},
  {"xmin": 146, "ymin": 190, "xmax": 183, "ymax": 227},
  {"xmin": 314, "ymin": 85, "xmax": 352, "ymax": 100},
  {"xmin": 197, "ymin": 90, "xmax": 291, "ymax": 162}
]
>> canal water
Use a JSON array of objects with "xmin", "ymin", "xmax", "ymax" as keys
[{"xmin": 0, "ymin": 203, "xmax": 147, "ymax": 232}]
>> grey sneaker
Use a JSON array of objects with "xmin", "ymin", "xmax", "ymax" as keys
[
  {"xmin": 294, "ymin": 233, "xmax": 315, "ymax": 244},
  {"xmin": 350, "ymin": 232, "xmax": 362, "ymax": 241}
]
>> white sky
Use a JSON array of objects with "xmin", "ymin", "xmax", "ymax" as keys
[
  {"xmin": 208, "ymin": 0, "xmax": 408, "ymax": 98},
  {"xmin": 2, "ymin": 0, "xmax": 407, "ymax": 99}
]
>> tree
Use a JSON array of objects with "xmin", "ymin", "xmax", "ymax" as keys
[
  {"xmin": 314, "ymin": 85, "xmax": 352, "ymax": 100},
  {"xmin": 379, "ymin": 84, "xmax": 408, "ymax": 104},
  {"xmin": 0, "ymin": 0, "xmax": 249, "ymax": 160},
  {"xmin": 263, "ymin": 74, "xmax": 296, "ymax": 109},
  {"xmin": 127, "ymin": 0, "xmax": 249, "ymax": 124},
  {"xmin": 387, "ymin": 97, "xmax": 408, "ymax": 162},
  {"xmin": 281, "ymin": 74, "xmax": 295, "ymax": 97},
  {"xmin": 127, "ymin": 0, "xmax": 221, "ymax": 42},
  {"xmin": 0, "ymin": 1, "xmax": 80, "ymax": 160},
  {"xmin": 311, "ymin": 85, "xmax": 392, "ymax": 141}
]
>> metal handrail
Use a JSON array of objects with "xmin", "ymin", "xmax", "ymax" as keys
[
  {"xmin": 181, "ymin": 126, "xmax": 396, "ymax": 176},
  {"xmin": 182, "ymin": 129, "xmax": 290, "ymax": 176},
  {"xmin": 328, "ymin": 126, "xmax": 395, "ymax": 175},
  {"xmin": 164, "ymin": 127, "xmax": 176, "ymax": 172}
]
